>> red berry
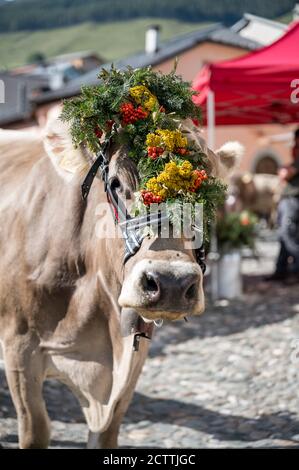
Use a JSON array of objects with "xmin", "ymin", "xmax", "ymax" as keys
[
  {"xmin": 94, "ymin": 126, "xmax": 103, "ymax": 139},
  {"xmin": 142, "ymin": 190, "xmax": 157, "ymax": 205},
  {"xmin": 120, "ymin": 102, "xmax": 148, "ymax": 125}
]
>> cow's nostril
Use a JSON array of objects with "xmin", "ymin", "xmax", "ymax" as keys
[
  {"xmin": 138, "ymin": 270, "xmax": 199, "ymax": 309},
  {"xmin": 142, "ymin": 273, "xmax": 159, "ymax": 293},
  {"xmin": 185, "ymin": 282, "xmax": 198, "ymax": 301}
]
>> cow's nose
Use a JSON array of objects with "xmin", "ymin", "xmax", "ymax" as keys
[{"xmin": 141, "ymin": 271, "xmax": 200, "ymax": 307}]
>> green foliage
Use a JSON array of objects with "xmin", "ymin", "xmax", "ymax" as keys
[
  {"xmin": 0, "ymin": 0, "xmax": 294, "ymax": 32},
  {"xmin": 217, "ymin": 211, "xmax": 258, "ymax": 251},
  {"xmin": 61, "ymin": 65, "xmax": 226, "ymax": 232},
  {"xmin": 61, "ymin": 66, "xmax": 201, "ymax": 155}
]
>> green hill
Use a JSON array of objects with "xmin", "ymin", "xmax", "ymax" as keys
[
  {"xmin": 0, "ymin": 0, "xmax": 295, "ymax": 32},
  {"xmin": 0, "ymin": 18, "xmax": 210, "ymax": 70}
]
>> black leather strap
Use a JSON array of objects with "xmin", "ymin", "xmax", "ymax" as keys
[
  {"xmin": 195, "ymin": 244, "xmax": 206, "ymax": 274},
  {"xmin": 81, "ymin": 151, "xmax": 108, "ymax": 200}
]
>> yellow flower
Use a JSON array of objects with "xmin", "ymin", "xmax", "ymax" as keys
[
  {"xmin": 130, "ymin": 85, "xmax": 158, "ymax": 111},
  {"xmin": 179, "ymin": 160, "xmax": 193, "ymax": 178},
  {"xmin": 145, "ymin": 129, "xmax": 188, "ymax": 152},
  {"xmin": 145, "ymin": 161, "xmax": 195, "ymax": 200},
  {"xmin": 146, "ymin": 133, "xmax": 161, "ymax": 148}
]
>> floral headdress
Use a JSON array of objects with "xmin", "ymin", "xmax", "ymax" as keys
[{"xmin": 61, "ymin": 66, "xmax": 226, "ymax": 235}]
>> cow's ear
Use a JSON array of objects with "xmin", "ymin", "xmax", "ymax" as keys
[
  {"xmin": 43, "ymin": 105, "xmax": 89, "ymax": 182},
  {"xmin": 215, "ymin": 141, "xmax": 244, "ymax": 175}
]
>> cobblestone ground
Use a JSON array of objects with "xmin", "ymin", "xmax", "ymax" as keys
[{"xmin": 1, "ymin": 239, "xmax": 299, "ymax": 449}]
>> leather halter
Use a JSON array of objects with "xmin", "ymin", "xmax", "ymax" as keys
[
  {"xmin": 81, "ymin": 130, "xmax": 206, "ymax": 273},
  {"xmin": 81, "ymin": 132, "xmax": 206, "ymax": 350}
]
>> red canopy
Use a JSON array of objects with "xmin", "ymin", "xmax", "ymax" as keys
[{"xmin": 193, "ymin": 21, "xmax": 299, "ymax": 126}]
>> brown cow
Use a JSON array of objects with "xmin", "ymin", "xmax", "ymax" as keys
[
  {"xmin": 229, "ymin": 172, "xmax": 281, "ymax": 223},
  {"xmin": 0, "ymin": 110, "xmax": 241, "ymax": 448}
]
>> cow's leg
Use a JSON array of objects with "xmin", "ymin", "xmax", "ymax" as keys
[
  {"xmin": 3, "ymin": 337, "xmax": 50, "ymax": 449},
  {"xmin": 87, "ymin": 348, "xmax": 148, "ymax": 449},
  {"xmin": 87, "ymin": 390, "xmax": 134, "ymax": 449}
]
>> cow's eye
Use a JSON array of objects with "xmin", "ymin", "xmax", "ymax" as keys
[{"xmin": 110, "ymin": 176, "xmax": 122, "ymax": 192}]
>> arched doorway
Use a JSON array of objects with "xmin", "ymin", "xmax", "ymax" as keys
[{"xmin": 254, "ymin": 154, "xmax": 279, "ymax": 175}]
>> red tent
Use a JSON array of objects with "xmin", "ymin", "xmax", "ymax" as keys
[{"xmin": 193, "ymin": 21, "xmax": 299, "ymax": 127}]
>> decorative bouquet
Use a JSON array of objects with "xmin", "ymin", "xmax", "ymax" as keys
[
  {"xmin": 216, "ymin": 211, "xmax": 257, "ymax": 252},
  {"xmin": 61, "ymin": 66, "xmax": 226, "ymax": 235}
]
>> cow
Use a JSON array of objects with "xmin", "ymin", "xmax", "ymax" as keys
[
  {"xmin": 228, "ymin": 172, "xmax": 281, "ymax": 225},
  {"xmin": 0, "ymin": 108, "xmax": 241, "ymax": 449}
]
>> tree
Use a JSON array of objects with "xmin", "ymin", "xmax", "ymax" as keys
[
  {"xmin": 0, "ymin": 0, "xmax": 295, "ymax": 33},
  {"xmin": 26, "ymin": 52, "xmax": 46, "ymax": 65}
]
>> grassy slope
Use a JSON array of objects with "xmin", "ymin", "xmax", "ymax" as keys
[{"xmin": 0, "ymin": 18, "xmax": 209, "ymax": 69}]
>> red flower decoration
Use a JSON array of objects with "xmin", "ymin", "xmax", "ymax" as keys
[
  {"xmin": 190, "ymin": 169, "xmax": 208, "ymax": 192},
  {"xmin": 147, "ymin": 146, "xmax": 164, "ymax": 160},
  {"xmin": 141, "ymin": 190, "xmax": 162, "ymax": 205},
  {"xmin": 94, "ymin": 126, "xmax": 103, "ymax": 139},
  {"xmin": 176, "ymin": 147, "xmax": 189, "ymax": 156},
  {"xmin": 120, "ymin": 102, "xmax": 148, "ymax": 125}
]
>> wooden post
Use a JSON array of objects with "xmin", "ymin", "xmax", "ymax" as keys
[{"xmin": 207, "ymin": 90, "xmax": 219, "ymax": 301}]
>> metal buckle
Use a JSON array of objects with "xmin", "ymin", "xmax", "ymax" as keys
[{"xmin": 133, "ymin": 332, "xmax": 151, "ymax": 352}]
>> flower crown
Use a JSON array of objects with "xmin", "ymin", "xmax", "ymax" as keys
[{"xmin": 61, "ymin": 66, "xmax": 226, "ymax": 232}]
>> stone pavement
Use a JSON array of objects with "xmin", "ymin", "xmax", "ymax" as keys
[{"xmin": 1, "ymin": 240, "xmax": 299, "ymax": 448}]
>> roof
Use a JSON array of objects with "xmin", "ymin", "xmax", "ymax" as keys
[
  {"xmin": 34, "ymin": 23, "xmax": 260, "ymax": 105},
  {"xmin": 11, "ymin": 51, "xmax": 104, "ymax": 77},
  {"xmin": 114, "ymin": 23, "xmax": 259, "ymax": 69},
  {"xmin": 47, "ymin": 50, "xmax": 104, "ymax": 64},
  {"xmin": 0, "ymin": 73, "xmax": 33, "ymax": 125},
  {"xmin": 11, "ymin": 63, "xmax": 39, "ymax": 75},
  {"xmin": 193, "ymin": 21, "xmax": 299, "ymax": 125},
  {"xmin": 0, "ymin": 71, "xmax": 51, "ymax": 125},
  {"xmin": 231, "ymin": 13, "xmax": 287, "ymax": 46}
]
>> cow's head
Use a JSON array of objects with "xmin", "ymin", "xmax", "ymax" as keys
[{"xmin": 44, "ymin": 106, "xmax": 243, "ymax": 322}]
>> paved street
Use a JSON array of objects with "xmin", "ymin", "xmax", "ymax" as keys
[{"xmin": 1, "ymin": 240, "xmax": 299, "ymax": 448}]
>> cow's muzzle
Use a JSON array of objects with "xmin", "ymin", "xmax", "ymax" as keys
[{"xmin": 118, "ymin": 259, "xmax": 204, "ymax": 321}]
